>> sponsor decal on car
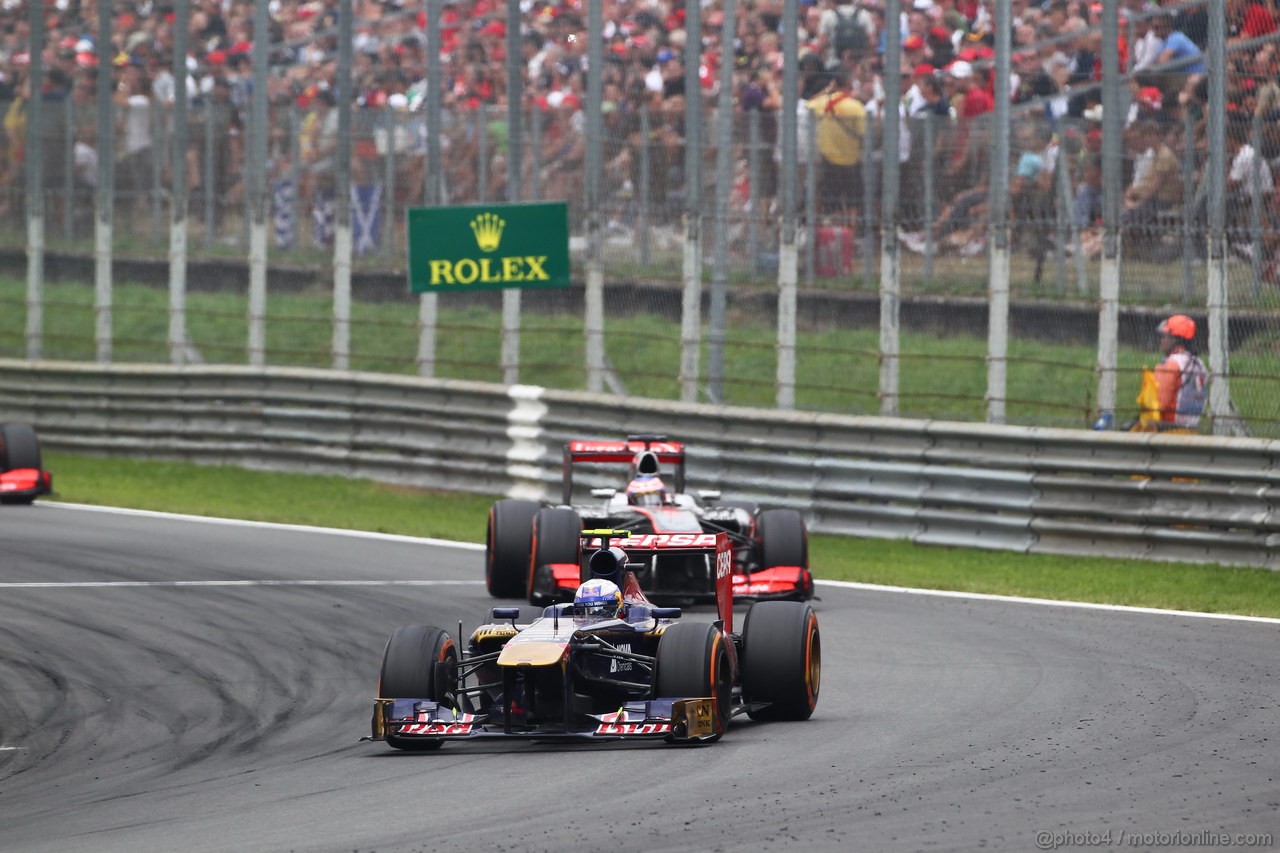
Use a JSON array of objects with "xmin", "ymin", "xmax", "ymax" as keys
[
  {"xmin": 595, "ymin": 721, "xmax": 672, "ymax": 735},
  {"xmin": 396, "ymin": 722, "xmax": 475, "ymax": 735},
  {"xmin": 585, "ymin": 533, "xmax": 719, "ymax": 550},
  {"xmin": 595, "ymin": 709, "xmax": 671, "ymax": 735}
]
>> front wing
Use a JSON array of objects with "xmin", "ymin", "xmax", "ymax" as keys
[
  {"xmin": 366, "ymin": 697, "xmax": 720, "ymax": 744},
  {"xmin": 732, "ymin": 565, "xmax": 815, "ymax": 601},
  {"xmin": 0, "ymin": 468, "xmax": 52, "ymax": 501}
]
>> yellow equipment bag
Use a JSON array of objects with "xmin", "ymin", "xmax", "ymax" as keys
[{"xmin": 1134, "ymin": 367, "xmax": 1160, "ymax": 431}]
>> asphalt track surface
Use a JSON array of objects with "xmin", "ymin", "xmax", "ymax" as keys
[{"xmin": 1, "ymin": 504, "xmax": 1276, "ymax": 853}]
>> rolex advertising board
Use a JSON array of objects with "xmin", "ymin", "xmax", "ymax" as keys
[{"xmin": 407, "ymin": 202, "xmax": 570, "ymax": 294}]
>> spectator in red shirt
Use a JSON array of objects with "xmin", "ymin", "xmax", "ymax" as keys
[{"xmin": 1230, "ymin": 0, "xmax": 1277, "ymax": 44}]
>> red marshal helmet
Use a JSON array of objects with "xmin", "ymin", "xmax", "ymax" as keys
[{"xmin": 1157, "ymin": 314, "xmax": 1196, "ymax": 340}]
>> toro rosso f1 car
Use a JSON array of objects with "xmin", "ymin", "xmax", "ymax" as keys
[
  {"xmin": 485, "ymin": 436, "xmax": 813, "ymax": 605},
  {"xmin": 366, "ymin": 530, "xmax": 820, "ymax": 749},
  {"xmin": 0, "ymin": 423, "xmax": 52, "ymax": 504}
]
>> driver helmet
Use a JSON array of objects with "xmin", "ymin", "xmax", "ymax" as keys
[
  {"xmin": 1157, "ymin": 314, "xmax": 1196, "ymax": 341},
  {"xmin": 626, "ymin": 475, "xmax": 669, "ymax": 507},
  {"xmin": 573, "ymin": 578, "xmax": 623, "ymax": 620}
]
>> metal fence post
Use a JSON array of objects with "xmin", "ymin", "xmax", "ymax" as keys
[
  {"xmin": 777, "ymin": 0, "xmax": 799, "ymax": 410},
  {"xmin": 503, "ymin": 0, "xmax": 525, "ymax": 387},
  {"xmin": 584, "ymin": 0, "xmax": 607, "ymax": 393},
  {"xmin": 95, "ymin": 0, "xmax": 114, "ymax": 363},
  {"xmin": 1205, "ymin": 0, "xmax": 1235, "ymax": 435},
  {"xmin": 880, "ymin": 4, "xmax": 903, "ymax": 420},
  {"xmin": 1096, "ymin": 0, "xmax": 1123, "ymax": 424},
  {"xmin": 24, "ymin": 0, "xmax": 44, "ymax": 361},
  {"xmin": 418, "ymin": 0, "xmax": 443, "ymax": 379},
  {"xmin": 706, "ymin": 0, "xmax": 736, "ymax": 404},
  {"xmin": 986, "ymin": 0, "xmax": 1012, "ymax": 425},
  {"xmin": 246, "ymin": 0, "xmax": 270, "ymax": 368},
  {"xmin": 332, "ymin": 0, "xmax": 354, "ymax": 371},
  {"xmin": 678, "ymin": 0, "xmax": 704, "ymax": 403}
]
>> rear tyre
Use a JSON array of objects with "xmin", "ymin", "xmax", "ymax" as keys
[
  {"xmin": 742, "ymin": 601, "xmax": 820, "ymax": 721},
  {"xmin": 757, "ymin": 508, "xmax": 808, "ymax": 570},
  {"xmin": 486, "ymin": 499, "xmax": 539, "ymax": 598},
  {"xmin": 528, "ymin": 507, "xmax": 582, "ymax": 604},
  {"xmin": 1, "ymin": 423, "xmax": 42, "ymax": 472},
  {"xmin": 655, "ymin": 622, "xmax": 732, "ymax": 740},
  {"xmin": 379, "ymin": 625, "xmax": 457, "ymax": 751}
]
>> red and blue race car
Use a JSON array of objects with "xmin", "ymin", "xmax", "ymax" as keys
[
  {"xmin": 367, "ymin": 529, "xmax": 820, "ymax": 749},
  {"xmin": 0, "ymin": 423, "xmax": 52, "ymax": 504},
  {"xmin": 485, "ymin": 436, "xmax": 813, "ymax": 605}
]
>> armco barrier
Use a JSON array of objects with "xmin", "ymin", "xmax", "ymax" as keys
[{"xmin": 1, "ymin": 359, "xmax": 1276, "ymax": 569}]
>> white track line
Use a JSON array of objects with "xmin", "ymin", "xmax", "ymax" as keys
[
  {"xmin": 0, "ymin": 580, "xmax": 484, "ymax": 589},
  {"xmin": 817, "ymin": 580, "xmax": 1280, "ymax": 626},
  {"xmin": 34, "ymin": 502, "xmax": 1280, "ymax": 626},
  {"xmin": 39, "ymin": 501, "xmax": 484, "ymax": 550}
]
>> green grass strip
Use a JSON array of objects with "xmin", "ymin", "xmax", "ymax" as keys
[
  {"xmin": 42, "ymin": 451, "xmax": 1280, "ymax": 619},
  {"xmin": 5, "ymin": 277, "xmax": 1278, "ymax": 432}
]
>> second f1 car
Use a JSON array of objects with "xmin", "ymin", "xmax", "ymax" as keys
[{"xmin": 485, "ymin": 436, "xmax": 813, "ymax": 605}]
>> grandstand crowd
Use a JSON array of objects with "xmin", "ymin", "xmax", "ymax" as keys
[{"xmin": 0, "ymin": 0, "xmax": 1277, "ymax": 275}]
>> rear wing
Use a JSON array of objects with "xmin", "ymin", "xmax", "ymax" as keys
[
  {"xmin": 562, "ymin": 435, "xmax": 687, "ymax": 504},
  {"xmin": 581, "ymin": 530, "xmax": 733, "ymax": 633}
]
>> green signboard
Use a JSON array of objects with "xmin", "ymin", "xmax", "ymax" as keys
[{"xmin": 406, "ymin": 202, "xmax": 570, "ymax": 294}]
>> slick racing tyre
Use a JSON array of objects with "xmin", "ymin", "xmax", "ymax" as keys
[
  {"xmin": 655, "ymin": 622, "xmax": 732, "ymax": 740},
  {"xmin": 528, "ymin": 507, "xmax": 581, "ymax": 605},
  {"xmin": 379, "ymin": 625, "xmax": 457, "ymax": 751},
  {"xmin": 742, "ymin": 601, "xmax": 820, "ymax": 721},
  {"xmin": 486, "ymin": 499, "xmax": 539, "ymax": 598},
  {"xmin": 757, "ymin": 508, "xmax": 808, "ymax": 570},
  {"xmin": 0, "ymin": 423, "xmax": 42, "ymax": 472},
  {"xmin": 0, "ymin": 423, "xmax": 42, "ymax": 505}
]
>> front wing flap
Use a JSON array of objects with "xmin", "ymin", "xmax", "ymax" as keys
[{"xmin": 366, "ymin": 697, "xmax": 719, "ymax": 743}]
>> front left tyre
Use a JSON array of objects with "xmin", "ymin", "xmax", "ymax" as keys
[
  {"xmin": 528, "ymin": 507, "xmax": 582, "ymax": 605},
  {"xmin": 486, "ymin": 499, "xmax": 540, "ymax": 598}
]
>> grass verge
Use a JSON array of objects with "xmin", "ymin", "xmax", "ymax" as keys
[{"xmin": 43, "ymin": 451, "xmax": 1280, "ymax": 619}]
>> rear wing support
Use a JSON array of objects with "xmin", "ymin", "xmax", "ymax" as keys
[{"xmin": 562, "ymin": 436, "xmax": 687, "ymax": 505}]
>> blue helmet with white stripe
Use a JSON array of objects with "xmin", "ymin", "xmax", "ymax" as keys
[{"xmin": 573, "ymin": 578, "xmax": 623, "ymax": 620}]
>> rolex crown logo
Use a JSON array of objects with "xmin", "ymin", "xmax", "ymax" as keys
[{"xmin": 470, "ymin": 212, "xmax": 505, "ymax": 253}]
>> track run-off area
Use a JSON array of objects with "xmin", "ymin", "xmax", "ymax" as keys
[{"xmin": 1, "ymin": 503, "xmax": 1276, "ymax": 853}]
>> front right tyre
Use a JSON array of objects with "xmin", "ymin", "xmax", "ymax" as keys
[{"xmin": 378, "ymin": 625, "xmax": 457, "ymax": 751}]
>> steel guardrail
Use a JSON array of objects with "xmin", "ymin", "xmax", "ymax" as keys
[{"xmin": 2, "ymin": 359, "xmax": 1275, "ymax": 569}]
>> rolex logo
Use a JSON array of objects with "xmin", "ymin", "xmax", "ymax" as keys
[{"xmin": 470, "ymin": 212, "xmax": 505, "ymax": 253}]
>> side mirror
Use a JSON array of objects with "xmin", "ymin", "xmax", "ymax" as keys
[
  {"xmin": 697, "ymin": 489, "xmax": 721, "ymax": 501},
  {"xmin": 489, "ymin": 607, "xmax": 520, "ymax": 624},
  {"xmin": 591, "ymin": 488, "xmax": 617, "ymax": 498},
  {"xmin": 651, "ymin": 607, "xmax": 682, "ymax": 620}
]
